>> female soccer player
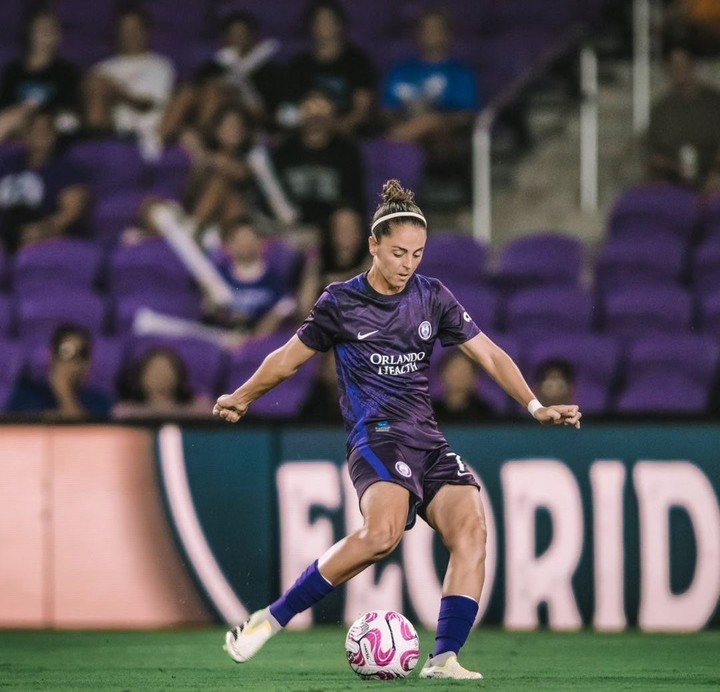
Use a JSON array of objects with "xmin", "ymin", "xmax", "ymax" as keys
[{"xmin": 214, "ymin": 179, "xmax": 582, "ymax": 680}]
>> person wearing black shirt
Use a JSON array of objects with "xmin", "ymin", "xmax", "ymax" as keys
[
  {"xmin": 280, "ymin": 0, "xmax": 377, "ymax": 135},
  {"xmin": 0, "ymin": 10, "xmax": 81, "ymax": 141},
  {"xmin": 432, "ymin": 351, "xmax": 495, "ymax": 423},
  {"xmin": 273, "ymin": 90, "xmax": 364, "ymax": 229}
]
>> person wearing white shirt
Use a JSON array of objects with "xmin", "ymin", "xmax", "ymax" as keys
[{"xmin": 85, "ymin": 8, "xmax": 175, "ymax": 157}]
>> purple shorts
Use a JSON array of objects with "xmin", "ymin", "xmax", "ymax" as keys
[{"xmin": 348, "ymin": 438, "xmax": 480, "ymax": 529}]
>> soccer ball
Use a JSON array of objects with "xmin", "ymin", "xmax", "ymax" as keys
[{"xmin": 345, "ymin": 610, "xmax": 420, "ymax": 680}]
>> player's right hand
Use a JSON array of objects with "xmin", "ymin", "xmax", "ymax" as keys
[{"xmin": 213, "ymin": 394, "xmax": 249, "ymax": 423}]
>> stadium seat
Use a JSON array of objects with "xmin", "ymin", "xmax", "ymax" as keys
[
  {"xmin": 608, "ymin": 183, "xmax": 699, "ymax": 244},
  {"xmin": 0, "ymin": 338, "xmax": 23, "ymax": 410},
  {"xmin": 0, "ymin": 294, "xmax": 13, "ymax": 336},
  {"xmin": 113, "ymin": 292, "xmax": 204, "ymax": 334},
  {"xmin": 504, "ymin": 285, "xmax": 594, "ymax": 337},
  {"xmin": 127, "ymin": 335, "xmax": 228, "ymax": 398},
  {"xmin": 69, "ymin": 140, "xmax": 146, "ymax": 197},
  {"xmin": 227, "ymin": 330, "xmax": 319, "ymax": 419},
  {"xmin": 12, "ymin": 239, "xmax": 103, "ymax": 295},
  {"xmin": 108, "ymin": 238, "xmax": 200, "ymax": 297},
  {"xmin": 420, "ymin": 233, "xmax": 488, "ymax": 286},
  {"xmin": 595, "ymin": 235, "xmax": 686, "ymax": 293},
  {"xmin": 692, "ymin": 240, "xmax": 720, "ymax": 297},
  {"xmin": 699, "ymin": 288, "xmax": 720, "ymax": 337},
  {"xmin": 16, "ymin": 290, "xmax": 107, "ymax": 346},
  {"xmin": 445, "ymin": 281, "xmax": 500, "ymax": 333},
  {"xmin": 522, "ymin": 333, "xmax": 621, "ymax": 415},
  {"xmin": 90, "ymin": 189, "xmax": 148, "ymax": 249},
  {"xmin": 362, "ymin": 139, "xmax": 425, "ymax": 215},
  {"xmin": 600, "ymin": 284, "xmax": 694, "ymax": 339},
  {"xmin": 492, "ymin": 232, "xmax": 584, "ymax": 294},
  {"xmin": 143, "ymin": 145, "xmax": 191, "ymax": 200}
]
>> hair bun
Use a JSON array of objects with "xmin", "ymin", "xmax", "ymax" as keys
[{"xmin": 381, "ymin": 179, "xmax": 415, "ymax": 205}]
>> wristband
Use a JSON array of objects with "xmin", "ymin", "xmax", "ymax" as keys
[{"xmin": 527, "ymin": 398, "xmax": 543, "ymax": 418}]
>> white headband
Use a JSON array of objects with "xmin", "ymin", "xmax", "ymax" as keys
[{"xmin": 370, "ymin": 211, "xmax": 427, "ymax": 233}]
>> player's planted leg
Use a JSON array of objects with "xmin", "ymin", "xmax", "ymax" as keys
[
  {"xmin": 421, "ymin": 484, "xmax": 487, "ymax": 680},
  {"xmin": 224, "ymin": 482, "xmax": 409, "ymax": 664}
]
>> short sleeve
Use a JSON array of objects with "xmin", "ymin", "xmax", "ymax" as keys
[
  {"xmin": 296, "ymin": 289, "xmax": 341, "ymax": 352},
  {"xmin": 436, "ymin": 282, "xmax": 481, "ymax": 347}
]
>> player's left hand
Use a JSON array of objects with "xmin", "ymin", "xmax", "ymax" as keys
[
  {"xmin": 213, "ymin": 394, "xmax": 249, "ymax": 423},
  {"xmin": 535, "ymin": 404, "xmax": 582, "ymax": 429}
]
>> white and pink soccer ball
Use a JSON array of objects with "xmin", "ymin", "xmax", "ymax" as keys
[{"xmin": 345, "ymin": 610, "xmax": 420, "ymax": 680}]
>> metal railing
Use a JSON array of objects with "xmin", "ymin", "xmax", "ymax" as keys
[{"xmin": 472, "ymin": 27, "xmax": 596, "ymax": 242}]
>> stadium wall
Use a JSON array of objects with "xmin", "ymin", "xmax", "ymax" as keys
[{"xmin": 1, "ymin": 424, "xmax": 718, "ymax": 631}]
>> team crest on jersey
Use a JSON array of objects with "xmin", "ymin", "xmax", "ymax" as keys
[
  {"xmin": 395, "ymin": 461, "xmax": 412, "ymax": 478},
  {"xmin": 418, "ymin": 321, "xmax": 432, "ymax": 340}
]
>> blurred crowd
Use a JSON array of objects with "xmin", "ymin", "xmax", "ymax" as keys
[{"xmin": 1, "ymin": 0, "xmax": 720, "ymax": 423}]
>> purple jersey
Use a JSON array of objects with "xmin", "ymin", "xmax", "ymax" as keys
[{"xmin": 297, "ymin": 272, "xmax": 481, "ymax": 450}]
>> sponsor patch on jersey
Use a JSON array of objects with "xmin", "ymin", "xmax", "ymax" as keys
[
  {"xmin": 395, "ymin": 461, "xmax": 412, "ymax": 478},
  {"xmin": 418, "ymin": 320, "xmax": 432, "ymax": 340},
  {"xmin": 374, "ymin": 421, "xmax": 391, "ymax": 432}
]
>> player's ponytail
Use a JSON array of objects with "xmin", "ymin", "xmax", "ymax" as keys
[{"xmin": 370, "ymin": 179, "xmax": 427, "ymax": 239}]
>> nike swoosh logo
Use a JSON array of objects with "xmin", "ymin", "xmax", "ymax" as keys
[{"xmin": 358, "ymin": 330, "xmax": 379, "ymax": 340}]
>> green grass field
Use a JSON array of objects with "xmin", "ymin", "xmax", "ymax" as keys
[{"xmin": 1, "ymin": 628, "xmax": 718, "ymax": 691}]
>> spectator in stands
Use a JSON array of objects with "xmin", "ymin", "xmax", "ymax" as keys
[
  {"xmin": 299, "ymin": 350, "xmax": 343, "ymax": 423},
  {"xmin": 381, "ymin": 9, "xmax": 480, "ymax": 203},
  {"xmin": 0, "ymin": 109, "xmax": 88, "ymax": 254},
  {"xmin": 85, "ymin": 7, "xmax": 175, "ymax": 158},
  {"xmin": 6, "ymin": 324, "xmax": 111, "ymax": 420},
  {"xmin": 279, "ymin": 0, "xmax": 377, "ymax": 135},
  {"xmin": 320, "ymin": 206, "xmax": 370, "ymax": 284},
  {"xmin": 113, "ymin": 347, "xmax": 211, "ymax": 419},
  {"xmin": 0, "ymin": 9, "xmax": 81, "ymax": 142},
  {"xmin": 273, "ymin": 90, "xmax": 365, "ymax": 229},
  {"xmin": 212, "ymin": 217, "xmax": 298, "ymax": 335},
  {"xmin": 159, "ymin": 11, "xmax": 282, "ymax": 143},
  {"xmin": 534, "ymin": 359, "xmax": 576, "ymax": 407},
  {"xmin": 647, "ymin": 43, "xmax": 720, "ymax": 193},
  {"xmin": 182, "ymin": 105, "xmax": 258, "ymax": 233},
  {"xmin": 664, "ymin": 1, "xmax": 720, "ymax": 55},
  {"xmin": 432, "ymin": 351, "xmax": 494, "ymax": 422}
]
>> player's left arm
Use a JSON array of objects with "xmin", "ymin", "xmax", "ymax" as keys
[{"xmin": 459, "ymin": 332, "xmax": 582, "ymax": 428}]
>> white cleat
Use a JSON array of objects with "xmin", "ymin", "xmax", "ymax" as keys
[
  {"xmin": 223, "ymin": 608, "xmax": 276, "ymax": 663},
  {"xmin": 419, "ymin": 653, "xmax": 484, "ymax": 680}
]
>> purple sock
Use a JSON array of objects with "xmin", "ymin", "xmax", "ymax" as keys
[
  {"xmin": 433, "ymin": 595, "xmax": 479, "ymax": 657},
  {"xmin": 269, "ymin": 560, "xmax": 334, "ymax": 627}
]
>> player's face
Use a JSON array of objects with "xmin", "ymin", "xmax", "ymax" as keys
[{"xmin": 368, "ymin": 222, "xmax": 426, "ymax": 294}]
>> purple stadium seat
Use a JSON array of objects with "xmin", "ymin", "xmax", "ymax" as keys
[
  {"xmin": 504, "ymin": 285, "xmax": 594, "ymax": 337},
  {"xmin": 227, "ymin": 329, "xmax": 319, "ymax": 419},
  {"xmin": 90, "ymin": 190, "xmax": 148, "ymax": 249},
  {"xmin": 0, "ymin": 294, "xmax": 13, "ymax": 336},
  {"xmin": 17, "ymin": 290, "xmax": 106, "ymax": 346},
  {"xmin": 699, "ymin": 289, "xmax": 720, "ymax": 337},
  {"xmin": 601, "ymin": 284, "xmax": 694, "ymax": 339},
  {"xmin": 145, "ymin": 0, "xmax": 213, "ymax": 33},
  {"xmin": 113, "ymin": 292, "xmax": 204, "ymax": 334},
  {"xmin": 594, "ymin": 235, "xmax": 686, "ymax": 292},
  {"xmin": 127, "ymin": 335, "xmax": 228, "ymax": 398},
  {"xmin": 214, "ymin": 0, "xmax": 307, "ymax": 38},
  {"xmin": 0, "ymin": 338, "xmax": 23, "ymax": 410},
  {"xmin": 109, "ymin": 238, "xmax": 199, "ymax": 297},
  {"xmin": 0, "ymin": 0, "xmax": 26, "ymax": 45},
  {"xmin": 420, "ymin": 233, "xmax": 488, "ymax": 285},
  {"xmin": 13, "ymin": 239, "xmax": 102, "ymax": 295},
  {"xmin": 522, "ymin": 333, "xmax": 621, "ymax": 415},
  {"xmin": 362, "ymin": 139, "xmax": 425, "ymax": 214},
  {"xmin": 615, "ymin": 372, "xmax": 712, "ymax": 415},
  {"xmin": 481, "ymin": 0, "xmax": 581, "ymax": 35},
  {"xmin": 144, "ymin": 146, "xmax": 190, "ymax": 199},
  {"xmin": 608, "ymin": 183, "xmax": 700, "ymax": 244},
  {"xmin": 69, "ymin": 140, "xmax": 146, "ymax": 197},
  {"xmin": 493, "ymin": 232, "xmax": 584, "ymax": 293},
  {"xmin": 692, "ymin": 240, "xmax": 720, "ymax": 297}
]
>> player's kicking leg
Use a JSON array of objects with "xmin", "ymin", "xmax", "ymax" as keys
[
  {"xmin": 224, "ymin": 482, "xmax": 409, "ymax": 664},
  {"xmin": 420, "ymin": 483, "xmax": 487, "ymax": 680}
]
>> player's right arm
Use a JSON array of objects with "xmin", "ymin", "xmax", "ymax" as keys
[{"xmin": 213, "ymin": 335, "xmax": 317, "ymax": 423}]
